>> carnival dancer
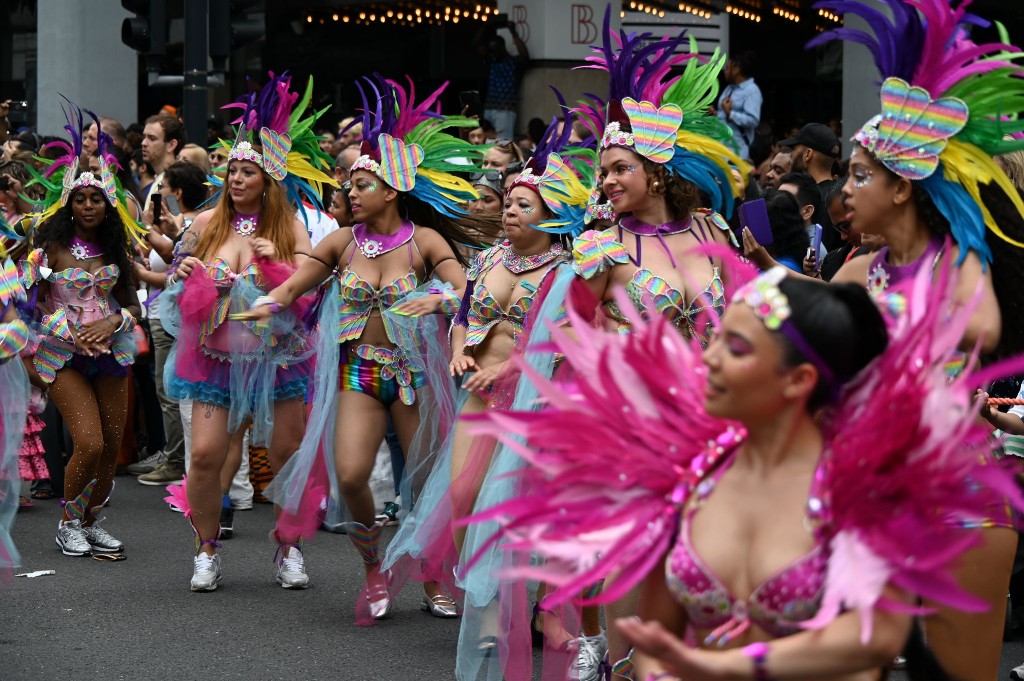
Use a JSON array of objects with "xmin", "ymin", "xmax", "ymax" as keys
[
  {"xmin": 379, "ymin": 118, "xmax": 595, "ymax": 679},
  {"xmin": 0, "ymin": 225, "xmax": 31, "ymax": 571},
  {"xmin": 464, "ymin": 260, "xmax": 1024, "ymax": 680},
  {"xmin": 239, "ymin": 74, "xmax": 500, "ymax": 622},
  {"xmin": 20, "ymin": 100, "xmax": 145, "ymax": 557},
  {"xmin": 568, "ymin": 8, "xmax": 745, "ymax": 349},
  {"xmin": 809, "ymin": 3, "xmax": 1024, "ymax": 678},
  {"xmin": 161, "ymin": 73, "xmax": 335, "ymax": 591}
]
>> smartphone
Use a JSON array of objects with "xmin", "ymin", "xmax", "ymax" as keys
[
  {"xmin": 810, "ymin": 224, "xmax": 823, "ymax": 270},
  {"xmin": 164, "ymin": 194, "xmax": 181, "ymax": 217},
  {"xmin": 459, "ymin": 90, "xmax": 483, "ymax": 118},
  {"xmin": 739, "ymin": 198, "xmax": 773, "ymax": 246},
  {"xmin": 8, "ymin": 101, "xmax": 28, "ymax": 109},
  {"xmin": 152, "ymin": 193, "xmax": 162, "ymax": 222}
]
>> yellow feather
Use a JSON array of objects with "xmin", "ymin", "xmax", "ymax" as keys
[
  {"xmin": 676, "ymin": 130, "xmax": 750, "ymax": 198},
  {"xmin": 941, "ymin": 140, "xmax": 1024, "ymax": 249}
]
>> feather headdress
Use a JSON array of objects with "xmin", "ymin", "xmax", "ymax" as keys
[
  {"xmin": 348, "ymin": 74, "xmax": 481, "ymax": 218},
  {"xmin": 578, "ymin": 7, "xmax": 748, "ymax": 218},
  {"xmin": 509, "ymin": 115, "xmax": 598, "ymax": 237},
  {"xmin": 25, "ymin": 97, "xmax": 147, "ymax": 245},
  {"xmin": 220, "ymin": 72, "xmax": 338, "ymax": 212},
  {"xmin": 810, "ymin": 0, "xmax": 1024, "ymax": 260}
]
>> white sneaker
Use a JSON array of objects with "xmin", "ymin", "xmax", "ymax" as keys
[
  {"xmin": 82, "ymin": 520, "xmax": 124, "ymax": 553},
  {"xmin": 276, "ymin": 545, "xmax": 309, "ymax": 589},
  {"xmin": 191, "ymin": 552, "xmax": 222, "ymax": 592},
  {"xmin": 571, "ymin": 632, "xmax": 608, "ymax": 681},
  {"xmin": 55, "ymin": 519, "xmax": 91, "ymax": 556}
]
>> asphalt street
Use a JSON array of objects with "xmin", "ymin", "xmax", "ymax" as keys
[
  {"xmin": 5, "ymin": 479, "xmax": 1024, "ymax": 680},
  {"xmin": 4, "ymin": 479, "xmax": 462, "ymax": 681}
]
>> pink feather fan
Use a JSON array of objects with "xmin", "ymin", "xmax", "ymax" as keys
[{"xmin": 462, "ymin": 285, "xmax": 741, "ymax": 609}]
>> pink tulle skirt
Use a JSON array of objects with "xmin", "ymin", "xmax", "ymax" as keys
[{"xmin": 18, "ymin": 414, "xmax": 48, "ymax": 481}]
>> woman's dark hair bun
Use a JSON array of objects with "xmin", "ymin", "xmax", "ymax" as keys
[{"xmin": 776, "ymin": 277, "xmax": 888, "ymax": 410}]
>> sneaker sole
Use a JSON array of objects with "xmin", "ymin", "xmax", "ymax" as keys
[
  {"xmin": 55, "ymin": 537, "xmax": 90, "ymax": 557},
  {"xmin": 138, "ymin": 477, "xmax": 183, "ymax": 486},
  {"xmin": 276, "ymin": 577, "xmax": 309, "ymax": 590},
  {"xmin": 125, "ymin": 466, "xmax": 158, "ymax": 476},
  {"xmin": 191, "ymin": 580, "xmax": 220, "ymax": 592},
  {"xmin": 88, "ymin": 544, "xmax": 124, "ymax": 554}
]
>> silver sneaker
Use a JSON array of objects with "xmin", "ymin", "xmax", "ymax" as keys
[
  {"xmin": 55, "ymin": 519, "xmax": 91, "ymax": 556},
  {"xmin": 126, "ymin": 450, "xmax": 166, "ymax": 475},
  {"xmin": 571, "ymin": 633, "xmax": 608, "ymax": 681},
  {"xmin": 276, "ymin": 545, "xmax": 309, "ymax": 589},
  {"xmin": 191, "ymin": 552, "xmax": 222, "ymax": 592},
  {"xmin": 82, "ymin": 520, "xmax": 124, "ymax": 553}
]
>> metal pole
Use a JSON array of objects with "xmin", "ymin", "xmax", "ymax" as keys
[{"xmin": 183, "ymin": 0, "xmax": 209, "ymax": 147}]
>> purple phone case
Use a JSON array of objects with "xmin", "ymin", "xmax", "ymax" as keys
[
  {"xmin": 811, "ymin": 224, "xmax": 823, "ymax": 269},
  {"xmin": 740, "ymin": 198, "xmax": 773, "ymax": 246}
]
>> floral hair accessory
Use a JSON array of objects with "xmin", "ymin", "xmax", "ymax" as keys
[
  {"xmin": 733, "ymin": 266, "xmax": 791, "ymax": 330},
  {"xmin": 733, "ymin": 267, "xmax": 833, "ymax": 382},
  {"xmin": 852, "ymin": 78, "xmax": 968, "ymax": 181}
]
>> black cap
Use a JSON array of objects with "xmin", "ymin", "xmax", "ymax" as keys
[{"xmin": 778, "ymin": 123, "xmax": 840, "ymax": 158}]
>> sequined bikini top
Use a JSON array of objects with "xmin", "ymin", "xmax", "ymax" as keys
[
  {"xmin": 572, "ymin": 212, "xmax": 731, "ymax": 345},
  {"xmin": 459, "ymin": 243, "xmax": 569, "ymax": 347},
  {"xmin": 336, "ymin": 232, "xmax": 421, "ymax": 344},
  {"xmin": 665, "ymin": 448, "xmax": 829, "ymax": 643}
]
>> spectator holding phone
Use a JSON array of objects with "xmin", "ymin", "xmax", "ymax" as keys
[
  {"xmin": 475, "ymin": 18, "xmax": 529, "ymax": 141},
  {"xmin": 132, "ymin": 160, "xmax": 208, "ymax": 487}
]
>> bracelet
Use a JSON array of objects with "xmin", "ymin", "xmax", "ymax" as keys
[
  {"xmin": 252, "ymin": 295, "xmax": 281, "ymax": 314},
  {"xmin": 114, "ymin": 309, "xmax": 136, "ymax": 333},
  {"xmin": 742, "ymin": 642, "xmax": 771, "ymax": 681}
]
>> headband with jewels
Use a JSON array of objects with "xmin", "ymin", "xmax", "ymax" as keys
[
  {"xmin": 346, "ymin": 74, "xmax": 481, "ymax": 219},
  {"xmin": 219, "ymin": 72, "xmax": 337, "ymax": 214},
  {"xmin": 811, "ymin": 0, "xmax": 1024, "ymax": 263},
  {"xmin": 578, "ymin": 6, "xmax": 747, "ymax": 219},
  {"xmin": 24, "ymin": 97, "xmax": 147, "ymax": 245},
  {"xmin": 733, "ymin": 267, "xmax": 834, "ymax": 383},
  {"xmin": 509, "ymin": 116, "xmax": 597, "ymax": 237}
]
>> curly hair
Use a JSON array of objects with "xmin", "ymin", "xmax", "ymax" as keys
[
  {"xmin": 642, "ymin": 158, "xmax": 700, "ymax": 221},
  {"xmin": 32, "ymin": 189, "xmax": 136, "ymax": 295}
]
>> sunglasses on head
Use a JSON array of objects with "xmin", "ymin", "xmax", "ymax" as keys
[
  {"xmin": 469, "ymin": 170, "xmax": 502, "ymax": 183},
  {"xmin": 504, "ymin": 161, "xmax": 524, "ymax": 174}
]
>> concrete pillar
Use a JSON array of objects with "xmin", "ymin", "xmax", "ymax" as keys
[
  {"xmin": 36, "ymin": 0, "xmax": 139, "ymax": 135},
  {"xmin": 841, "ymin": 13, "xmax": 880, "ymax": 157}
]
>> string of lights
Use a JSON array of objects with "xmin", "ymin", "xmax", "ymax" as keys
[{"xmin": 301, "ymin": 1, "xmax": 840, "ymax": 30}]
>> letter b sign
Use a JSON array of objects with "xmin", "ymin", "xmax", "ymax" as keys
[{"xmin": 571, "ymin": 4, "xmax": 597, "ymax": 45}]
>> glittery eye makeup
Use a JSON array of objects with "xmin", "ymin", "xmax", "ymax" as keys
[
  {"xmin": 367, "ymin": 181, "xmax": 378, "ymax": 192},
  {"xmin": 521, "ymin": 205, "xmax": 535, "ymax": 215},
  {"xmin": 852, "ymin": 169, "xmax": 874, "ymax": 188}
]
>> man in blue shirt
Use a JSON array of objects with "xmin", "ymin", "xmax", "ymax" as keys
[{"xmin": 716, "ymin": 52, "xmax": 762, "ymax": 161}]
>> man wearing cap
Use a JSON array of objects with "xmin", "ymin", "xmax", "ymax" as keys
[
  {"xmin": 779, "ymin": 123, "xmax": 840, "ymax": 186},
  {"xmin": 779, "ymin": 122, "xmax": 843, "ymax": 248},
  {"xmin": 716, "ymin": 53, "xmax": 762, "ymax": 161}
]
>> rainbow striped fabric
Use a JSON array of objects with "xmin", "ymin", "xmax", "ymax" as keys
[{"xmin": 854, "ymin": 77, "xmax": 968, "ymax": 180}]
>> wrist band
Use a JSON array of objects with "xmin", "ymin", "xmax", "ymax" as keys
[
  {"xmin": 115, "ymin": 309, "xmax": 136, "ymax": 333},
  {"xmin": 742, "ymin": 642, "xmax": 771, "ymax": 681},
  {"xmin": 252, "ymin": 295, "xmax": 281, "ymax": 314}
]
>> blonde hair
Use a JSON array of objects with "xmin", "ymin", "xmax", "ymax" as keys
[
  {"xmin": 997, "ymin": 135, "xmax": 1024, "ymax": 192},
  {"xmin": 194, "ymin": 159, "xmax": 296, "ymax": 262},
  {"xmin": 180, "ymin": 143, "xmax": 212, "ymax": 175}
]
